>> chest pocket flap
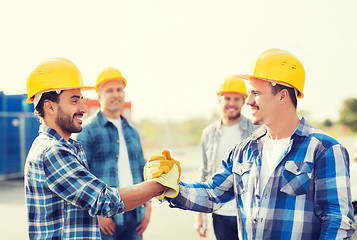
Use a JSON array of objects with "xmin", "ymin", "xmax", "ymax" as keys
[
  {"xmin": 281, "ymin": 161, "xmax": 313, "ymax": 196},
  {"xmin": 233, "ymin": 162, "xmax": 253, "ymax": 194},
  {"xmin": 233, "ymin": 162, "xmax": 253, "ymax": 175}
]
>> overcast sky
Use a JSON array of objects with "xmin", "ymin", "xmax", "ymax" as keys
[{"xmin": 1, "ymin": 0, "xmax": 356, "ymax": 122}]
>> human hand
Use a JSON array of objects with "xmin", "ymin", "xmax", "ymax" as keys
[
  {"xmin": 144, "ymin": 150, "xmax": 174, "ymax": 181},
  {"xmin": 98, "ymin": 216, "xmax": 116, "ymax": 236},
  {"xmin": 136, "ymin": 201, "xmax": 152, "ymax": 235},
  {"xmin": 194, "ymin": 212, "xmax": 207, "ymax": 237},
  {"xmin": 144, "ymin": 150, "xmax": 181, "ymax": 199}
]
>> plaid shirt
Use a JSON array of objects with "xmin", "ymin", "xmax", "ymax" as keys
[
  {"xmin": 169, "ymin": 118, "xmax": 354, "ymax": 239},
  {"xmin": 74, "ymin": 111, "xmax": 146, "ymax": 225},
  {"xmin": 25, "ymin": 125, "xmax": 124, "ymax": 240},
  {"xmin": 200, "ymin": 115, "xmax": 259, "ymax": 182}
]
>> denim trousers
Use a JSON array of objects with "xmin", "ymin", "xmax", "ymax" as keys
[
  {"xmin": 100, "ymin": 210, "xmax": 142, "ymax": 240},
  {"xmin": 212, "ymin": 213, "xmax": 239, "ymax": 240}
]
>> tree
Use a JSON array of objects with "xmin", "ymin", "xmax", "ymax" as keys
[{"xmin": 340, "ymin": 98, "xmax": 357, "ymax": 132}]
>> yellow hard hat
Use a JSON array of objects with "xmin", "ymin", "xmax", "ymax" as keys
[
  {"xmin": 26, "ymin": 57, "xmax": 94, "ymax": 103},
  {"xmin": 236, "ymin": 48, "xmax": 305, "ymax": 98},
  {"xmin": 95, "ymin": 67, "xmax": 127, "ymax": 92},
  {"xmin": 217, "ymin": 76, "xmax": 248, "ymax": 98}
]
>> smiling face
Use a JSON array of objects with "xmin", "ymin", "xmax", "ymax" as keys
[
  {"xmin": 98, "ymin": 80, "xmax": 125, "ymax": 119},
  {"xmin": 245, "ymin": 78, "xmax": 281, "ymax": 126},
  {"xmin": 54, "ymin": 89, "xmax": 87, "ymax": 139},
  {"xmin": 219, "ymin": 92, "xmax": 245, "ymax": 124}
]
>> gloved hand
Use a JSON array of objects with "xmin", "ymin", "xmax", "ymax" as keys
[
  {"xmin": 144, "ymin": 150, "xmax": 174, "ymax": 181},
  {"xmin": 144, "ymin": 150, "xmax": 181, "ymax": 200}
]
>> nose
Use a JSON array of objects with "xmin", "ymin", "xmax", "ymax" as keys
[
  {"xmin": 79, "ymin": 99, "xmax": 88, "ymax": 114},
  {"xmin": 245, "ymin": 93, "xmax": 255, "ymax": 106}
]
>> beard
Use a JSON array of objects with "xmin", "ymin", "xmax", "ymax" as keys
[
  {"xmin": 223, "ymin": 110, "xmax": 241, "ymax": 121},
  {"xmin": 56, "ymin": 106, "xmax": 83, "ymax": 135}
]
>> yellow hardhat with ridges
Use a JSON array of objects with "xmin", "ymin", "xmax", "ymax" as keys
[
  {"xmin": 236, "ymin": 48, "xmax": 305, "ymax": 98},
  {"xmin": 217, "ymin": 76, "xmax": 248, "ymax": 98},
  {"xmin": 26, "ymin": 57, "xmax": 94, "ymax": 103},
  {"xmin": 95, "ymin": 67, "xmax": 127, "ymax": 92}
]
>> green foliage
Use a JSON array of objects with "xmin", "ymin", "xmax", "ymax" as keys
[
  {"xmin": 134, "ymin": 115, "xmax": 215, "ymax": 149},
  {"xmin": 340, "ymin": 98, "xmax": 357, "ymax": 132}
]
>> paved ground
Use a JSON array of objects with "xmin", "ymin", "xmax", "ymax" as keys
[{"xmin": 0, "ymin": 145, "xmax": 216, "ymax": 240}]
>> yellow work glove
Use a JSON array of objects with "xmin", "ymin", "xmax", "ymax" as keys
[
  {"xmin": 144, "ymin": 150, "xmax": 181, "ymax": 200},
  {"xmin": 144, "ymin": 150, "xmax": 174, "ymax": 181}
]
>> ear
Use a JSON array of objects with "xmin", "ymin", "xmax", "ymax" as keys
[
  {"xmin": 279, "ymin": 89, "xmax": 289, "ymax": 103},
  {"xmin": 43, "ymin": 99, "xmax": 56, "ymax": 116}
]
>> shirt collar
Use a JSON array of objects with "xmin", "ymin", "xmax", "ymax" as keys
[
  {"xmin": 39, "ymin": 125, "xmax": 82, "ymax": 149},
  {"xmin": 250, "ymin": 117, "xmax": 310, "ymax": 141},
  {"xmin": 96, "ymin": 110, "xmax": 129, "ymax": 127}
]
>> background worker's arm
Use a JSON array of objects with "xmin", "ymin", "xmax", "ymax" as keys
[
  {"xmin": 119, "ymin": 180, "xmax": 167, "ymax": 212},
  {"xmin": 195, "ymin": 212, "xmax": 207, "ymax": 237}
]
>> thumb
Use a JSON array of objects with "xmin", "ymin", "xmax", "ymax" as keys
[{"xmin": 161, "ymin": 150, "xmax": 172, "ymax": 160}]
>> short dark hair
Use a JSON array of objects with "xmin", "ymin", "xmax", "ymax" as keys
[
  {"xmin": 271, "ymin": 84, "xmax": 297, "ymax": 108},
  {"xmin": 34, "ymin": 91, "xmax": 61, "ymax": 121}
]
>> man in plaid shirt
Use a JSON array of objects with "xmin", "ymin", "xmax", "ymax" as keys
[
  {"xmin": 146, "ymin": 49, "xmax": 355, "ymax": 239},
  {"xmin": 24, "ymin": 58, "xmax": 166, "ymax": 239},
  {"xmin": 74, "ymin": 67, "xmax": 151, "ymax": 239}
]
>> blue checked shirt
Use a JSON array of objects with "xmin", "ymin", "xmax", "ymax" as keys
[
  {"xmin": 74, "ymin": 111, "xmax": 146, "ymax": 225},
  {"xmin": 168, "ymin": 118, "xmax": 354, "ymax": 239},
  {"xmin": 24, "ymin": 125, "xmax": 124, "ymax": 240}
]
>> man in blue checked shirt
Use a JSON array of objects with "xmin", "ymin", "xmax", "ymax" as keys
[
  {"xmin": 145, "ymin": 49, "xmax": 355, "ymax": 239},
  {"xmin": 24, "ymin": 58, "xmax": 167, "ymax": 240},
  {"xmin": 74, "ymin": 67, "xmax": 151, "ymax": 240}
]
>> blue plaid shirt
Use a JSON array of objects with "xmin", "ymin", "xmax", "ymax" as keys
[
  {"xmin": 169, "ymin": 118, "xmax": 354, "ymax": 239},
  {"xmin": 24, "ymin": 125, "xmax": 124, "ymax": 240},
  {"xmin": 74, "ymin": 111, "xmax": 146, "ymax": 225}
]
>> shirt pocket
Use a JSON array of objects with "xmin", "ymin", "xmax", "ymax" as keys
[
  {"xmin": 233, "ymin": 162, "xmax": 252, "ymax": 194},
  {"xmin": 280, "ymin": 161, "xmax": 313, "ymax": 196}
]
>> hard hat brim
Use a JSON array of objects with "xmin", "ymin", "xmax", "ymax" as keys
[
  {"xmin": 234, "ymin": 75, "xmax": 304, "ymax": 98},
  {"xmin": 26, "ymin": 86, "xmax": 95, "ymax": 103}
]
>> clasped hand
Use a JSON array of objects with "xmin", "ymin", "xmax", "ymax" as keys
[{"xmin": 144, "ymin": 150, "xmax": 181, "ymax": 199}]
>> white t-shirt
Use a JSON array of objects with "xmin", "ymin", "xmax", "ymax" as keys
[
  {"xmin": 260, "ymin": 135, "xmax": 290, "ymax": 195},
  {"xmin": 214, "ymin": 123, "xmax": 242, "ymax": 216},
  {"xmin": 107, "ymin": 117, "xmax": 134, "ymax": 188}
]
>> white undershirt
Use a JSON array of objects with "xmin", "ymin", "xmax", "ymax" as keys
[
  {"xmin": 214, "ymin": 123, "xmax": 242, "ymax": 216},
  {"xmin": 107, "ymin": 117, "xmax": 134, "ymax": 188},
  {"xmin": 260, "ymin": 135, "xmax": 290, "ymax": 195}
]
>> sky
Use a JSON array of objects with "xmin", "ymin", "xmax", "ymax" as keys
[{"xmin": 1, "ymin": 0, "xmax": 356, "ymax": 122}]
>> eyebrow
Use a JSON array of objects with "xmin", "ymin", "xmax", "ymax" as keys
[
  {"xmin": 70, "ymin": 95, "xmax": 83, "ymax": 99},
  {"xmin": 249, "ymin": 90, "xmax": 262, "ymax": 94}
]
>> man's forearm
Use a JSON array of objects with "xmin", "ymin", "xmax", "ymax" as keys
[{"xmin": 119, "ymin": 180, "xmax": 166, "ymax": 211}]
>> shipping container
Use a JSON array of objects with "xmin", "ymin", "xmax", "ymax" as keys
[{"xmin": 0, "ymin": 92, "xmax": 40, "ymax": 179}]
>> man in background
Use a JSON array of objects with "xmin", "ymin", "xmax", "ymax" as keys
[
  {"xmin": 75, "ymin": 67, "xmax": 151, "ymax": 240},
  {"xmin": 195, "ymin": 76, "xmax": 257, "ymax": 240}
]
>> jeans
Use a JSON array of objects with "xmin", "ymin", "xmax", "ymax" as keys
[
  {"xmin": 100, "ymin": 210, "xmax": 142, "ymax": 240},
  {"xmin": 212, "ymin": 213, "xmax": 239, "ymax": 240}
]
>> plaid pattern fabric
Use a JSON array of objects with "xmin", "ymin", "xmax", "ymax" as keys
[
  {"xmin": 169, "ymin": 118, "xmax": 354, "ymax": 239},
  {"xmin": 200, "ymin": 115, "xmax": 259, "ymax": 182},
  {"xmin": 25, "ymin": 125, "xmax": 124, "ymax": 239},
  {"xmin": 74, "ymin": 111, "xmax": 146, "ymax": 225}
]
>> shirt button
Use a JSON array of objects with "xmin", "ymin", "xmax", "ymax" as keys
[{"xmin": 117, "ymin": 140, "xmax": 120, "ymax": 143}]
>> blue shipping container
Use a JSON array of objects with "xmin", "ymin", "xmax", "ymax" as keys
[{"xmin": 0, "ymin": 92, "xmax": 40, "ymax": 179}]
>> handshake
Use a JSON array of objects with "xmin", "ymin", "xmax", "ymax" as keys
[{"xmin": 144, "ymin": 150, "xmax": 181, "ymax": 200}]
